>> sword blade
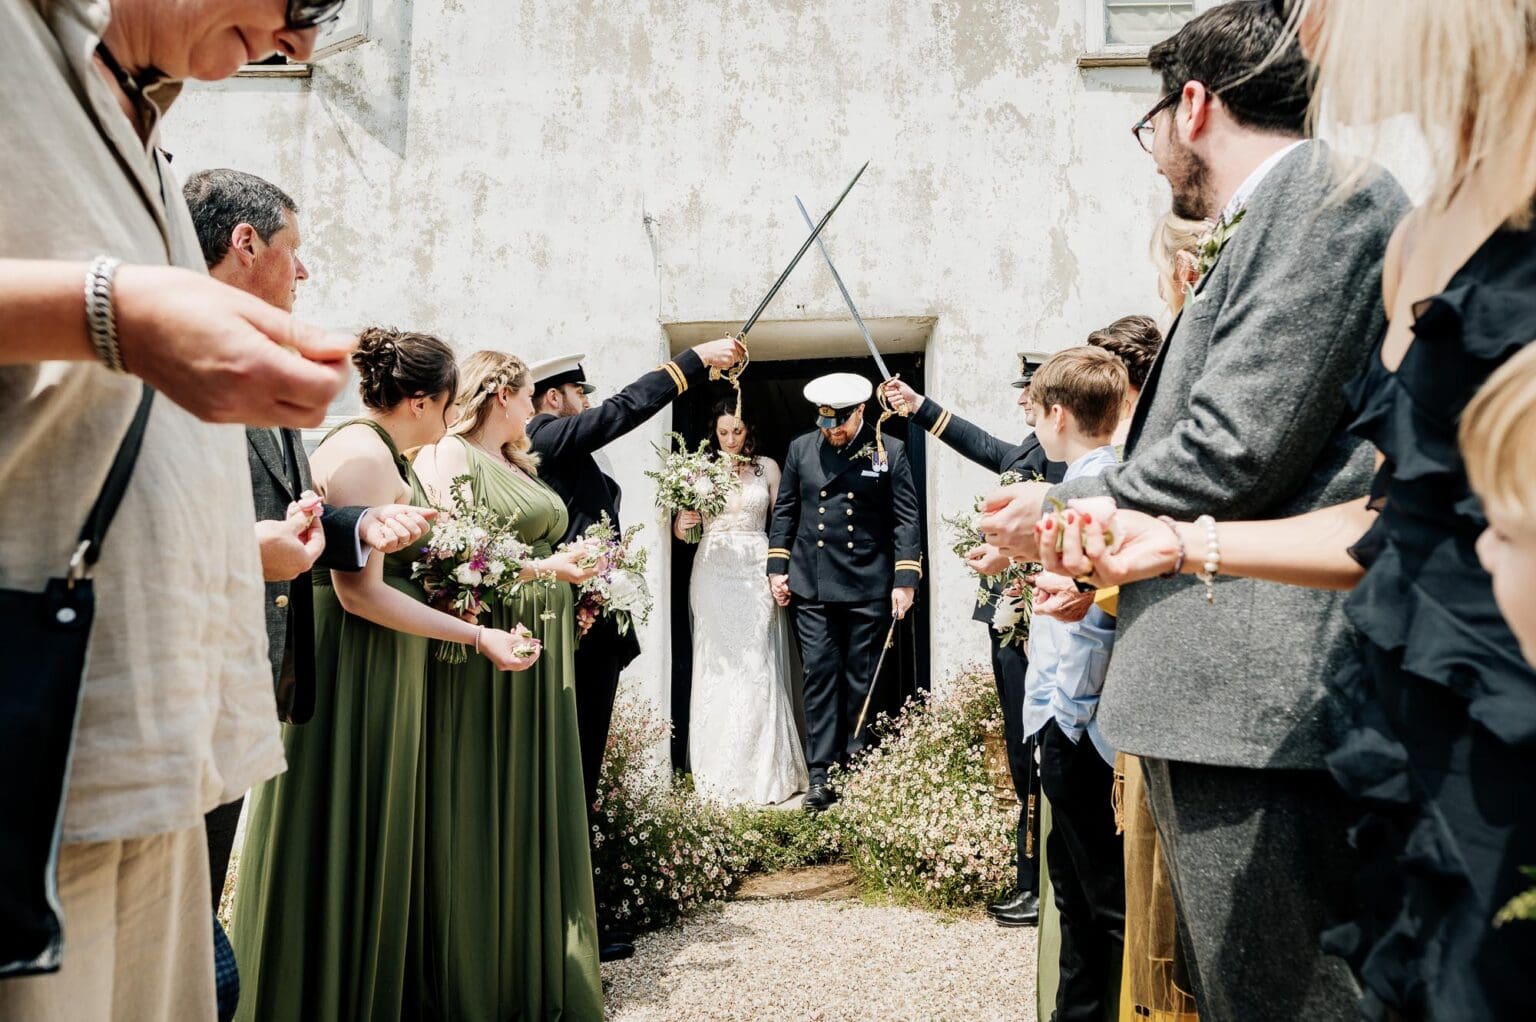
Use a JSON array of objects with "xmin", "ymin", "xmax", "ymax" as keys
[
  {"xmin": 795, "ymin": 194, "xmax": 892, "ymax": 381},
  {"xmin": 737, "ymin": 161, "xmax": 869, "ymax": 339},
  {"xmin": 853, "ymin": 616, "xmax": 899, "ymax": 739}
]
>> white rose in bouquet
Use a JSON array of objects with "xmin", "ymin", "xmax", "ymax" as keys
[
  {"xmin": 606, "ymin": 570, "xmax": 651, "ymax": 615},
  {"xmin": 454, "ymin": 563, "xmax": 484, "ymax": 587},
  {"xmin": 992, "ymin": 592, "xmax": 1025, "ymax": 634}
]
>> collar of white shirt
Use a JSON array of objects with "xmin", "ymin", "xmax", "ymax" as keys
[{"xmin": 1220, "ymin": 138, "xmax": 1308, "ymax": 222}]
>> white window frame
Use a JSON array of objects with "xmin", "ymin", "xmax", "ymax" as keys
[
  {"xmin": 312, "ymin": 0, "xmax": 372, "ymax": 60},
  {"xmin": 1082, "ymin": 0, "xmax": 1226, "ymax": 65}
]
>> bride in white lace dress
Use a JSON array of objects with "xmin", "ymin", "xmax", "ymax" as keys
[{"xmin": 676, "ymin": 407, "xmax": 808, "ymax": 805}]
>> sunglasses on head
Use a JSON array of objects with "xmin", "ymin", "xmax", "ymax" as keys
[{"xmin": 286, "ymin": 0, "xmax": 347, "ymax": 31}]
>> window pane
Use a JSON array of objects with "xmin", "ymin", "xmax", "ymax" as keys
[{"xmin": 1105, "ymin": 0, "xmax": 1196, "ymax": 47}]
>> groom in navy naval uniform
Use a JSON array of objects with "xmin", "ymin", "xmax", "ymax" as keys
[
  {"xmin": 881, "ymin": 356, "xmax": 1065, "ymax": 929},
  {"xmin": 768, "ymin": 373, "xmax": 923, "ymax": 812},
  {"xmin": 526, "ymin": 338, "xmax": 741, "ymax": 962}
]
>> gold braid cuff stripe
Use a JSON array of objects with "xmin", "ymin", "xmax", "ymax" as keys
[{"xmin": 656, "ymin": 361, "xmax": 686, "ymax": 392}]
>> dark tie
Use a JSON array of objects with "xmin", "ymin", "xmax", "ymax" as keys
[{"xmin": 279, "ymin": 428, "xmax": 302, "ymax": 493}]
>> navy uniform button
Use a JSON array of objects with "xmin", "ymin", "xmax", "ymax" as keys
[
  {"xmin": 847, "ymin": 542, "xmax": 854, "ymax": 549},
  {"xmin": 818, "ymin": 507, "xmax": 825, "ymax": 514},
  {"xmin": 818, "ymin": 524, "xmax": 825, "ymax": 531},
  {"xmin": 820, "ymin": 490, "xmax": 827, "ymax": 497},
  {"xmin": 847, "ymin": 525, "xmax": 854, "ymax": 532},
  {"xmin": 846, "ymin": 509, "xmax": 853, "ymax": 516},
  {"xmin": 275, "ymin": 594, "xmax": 290, "ymax": 609},
  {"xmin": 847, "ymin": 492, "xmax": 855, "ymax": 499},
  {"xmin": 817, "ymin": 540, "xmax": 825, "ymax": 548}
]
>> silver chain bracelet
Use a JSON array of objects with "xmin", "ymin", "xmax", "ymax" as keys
[{"xmin": 84, "ymin": 255, "xmax": 125, "ymax": 373}]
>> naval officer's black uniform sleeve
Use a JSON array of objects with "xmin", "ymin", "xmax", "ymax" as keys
[
  {"xmin": 527, "ymin": 349, "xmax": 706, "ymax": 461},
  {"xmin": 315, "ymin": 505, "xmax": 368, "ymax": 571},
  {"xmin": 766, "ymin": 437, "xmax": 802, "ymax": 577},
  {"xmin": 888, "ymin": 441, "xmax": 922, "ymax": 589},
  {"xmin": 911, "ymin": 396, "xmax": 1067, "ymax": 483},
  {"xmin": 910, "ymin": 396, "xmax": 1016, "ymax": 474}
]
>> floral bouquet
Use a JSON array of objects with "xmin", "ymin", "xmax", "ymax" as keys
[
  {"xmin": 942, "ymin": 471, "xmax": 1040, "ymax": 647},
  {"xmin": 645, "ymin": 432, "xmax": 743, "ymax": 543},
  {"xmin": 411, "ymin": 474, "xmax": 540, "ymax": 663},
  {"xmin": 565, "ymin": 513, "xmax": 653, "ymax": 638}
]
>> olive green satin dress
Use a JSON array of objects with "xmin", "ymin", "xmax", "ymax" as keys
[
  {"xmin": 231, "ymin": 420, "xmax": 430, "ymax": 1021},
  {"xmin": 418, "ymin": 439, "xmax": 601, "ymax": 1020}
]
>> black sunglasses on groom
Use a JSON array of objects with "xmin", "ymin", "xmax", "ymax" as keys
[{"xmin": 286, "ymin": 0, "xmax": 347, "ymax": 31}]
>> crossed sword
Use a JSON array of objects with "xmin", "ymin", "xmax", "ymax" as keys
[
  {"xmin": 792, "ymin": 192, "xmax": 908, "ymax": 740},
  {"xmin": 731, "ymin": 164, "xmax": 908, "ymax": 740}
]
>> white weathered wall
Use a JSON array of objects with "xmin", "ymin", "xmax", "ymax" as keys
[{"xmin": 165, "ymin": 0, "xmax": 1188, "ymax": 719}]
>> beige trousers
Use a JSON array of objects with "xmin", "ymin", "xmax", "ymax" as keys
[{"xmin": 0, "ymin": 825, "xmax": 214, "ymax": 1021}]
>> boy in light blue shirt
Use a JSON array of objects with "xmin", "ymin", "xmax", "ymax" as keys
[{"xmin": 1019, "ymin": 346, "xmax": 1126, "ymax": 1021}]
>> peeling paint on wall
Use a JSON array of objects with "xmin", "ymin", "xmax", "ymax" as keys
[{"xmin": 167, "ymin": 0, "xmax": 1189, "ymax": 720}]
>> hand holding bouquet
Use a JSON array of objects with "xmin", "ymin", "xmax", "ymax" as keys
[
  {"xmin": 645, "ymin": 432, "xmax": 744, "ymax": 543},
  {"xmin": 563, "ymin": 514, "xmax": 652, "ymax": 638},
  {"xmin": 411, "ymin": 474, "xmax": 539, "ymax": 662},
  {"xmin": 942, "ymin": 471, "xmax": 1040, "ymax": 646}
]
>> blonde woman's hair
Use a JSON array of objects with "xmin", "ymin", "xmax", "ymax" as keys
[
  {"xmin": 450, "ymin": 350, "xmax": 541, "ymax": 476},
  {"xmin": 1302, "ymin": 0, "xmax": 1536, "ymax": 224},
  {"xmin": 1150, "ymin": 212, "xmax": 1210, "ymax": 314},
  {"xmin": 1461, "ymin": 343, "xmax": 1536, "ymax": 530}
]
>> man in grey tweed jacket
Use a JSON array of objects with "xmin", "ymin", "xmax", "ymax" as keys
[{"xmin": 981, "ymin": 6, "xmax": 1408, "ymax": 1018}]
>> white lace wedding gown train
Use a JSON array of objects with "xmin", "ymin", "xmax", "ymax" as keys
[{"xmin": 687, "ymin": 465, "xmax": 808, "ymax": 805}]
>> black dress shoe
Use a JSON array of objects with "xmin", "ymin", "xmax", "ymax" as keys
[
  {"xmin": 987, "ymin": 889, "xmax": 1033, "ymax": 917},
  {"xmin": 802, "ymin": 783, "xmax": 839, "ymax": 812},
  {"xmin": 603, "ymin": 927, "xmax": 634, "ymax": 945},
  {"xmin": 992, "ymin": 892, "xmax": 1039, "ymax": 928},
  {"xmin": 599, "ymin": 939, "xmax": 635, "ymax": 962}
]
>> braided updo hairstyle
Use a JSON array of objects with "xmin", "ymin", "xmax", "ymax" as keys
[
  {"xmin": 449, "ymin": 350, "xmax": 541, "ymax": 476},
  {"xmin": 1085, "ymin": 315, "xmax": 1163, "ymax": 392},
  {"xmin": 352, "ymin": 327, "xmax": 459, "ymax": 411}
]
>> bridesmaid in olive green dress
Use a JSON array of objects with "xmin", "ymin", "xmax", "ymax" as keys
[
  {"xmin": 413, "ymin": 350, "xmax": 604, "ymax": 1020},
  {"xmin": 231, "ymin": 330, "xmax": 539, "ymax": 1022}
]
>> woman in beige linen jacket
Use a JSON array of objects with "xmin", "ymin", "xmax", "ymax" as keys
[{"xmin": 0, "ymin": 2, "xmax": 346, "ymax": 1019}]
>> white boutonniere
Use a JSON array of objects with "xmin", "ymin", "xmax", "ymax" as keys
[{"xmin": 1189, "ymin": 206, "xmax": 1246, "ymax": 303}]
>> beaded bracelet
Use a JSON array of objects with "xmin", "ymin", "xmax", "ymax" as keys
[
  {"xmin": 474, "ymin": 625, "xmax": 483, "ymax": 654},
  {"xmin": 85, "ymin": 255, "xmax": 125, "ymax": 372},
  {"xmin": 1194, "ymin": 514, "xmax": 1220, "ymax": 605},
  {"xmin": 1155, "ymin": 515, "xmax": 1185, "ymax": 578}
]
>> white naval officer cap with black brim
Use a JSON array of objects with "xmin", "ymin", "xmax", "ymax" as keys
[
  {"xmin": 527, "ymin": 353, "xmax": 597, "ymax": 395},
  {"xmin": 804, "ymin": 372, "xmax": 874, "ymax": 428}
]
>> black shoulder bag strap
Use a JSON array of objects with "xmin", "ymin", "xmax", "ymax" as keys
[
  {"xmin": 0, "ymin": 383, "xmax": 155, "ymax": 978},
  {"xmin": 72, "ymin": 384, "xmax": 157, "ymax": 578}
]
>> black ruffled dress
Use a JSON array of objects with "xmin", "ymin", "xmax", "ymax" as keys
[{"xmin": 1327, "ymin": 222, "xmax": 1536, "ymax": 1019}]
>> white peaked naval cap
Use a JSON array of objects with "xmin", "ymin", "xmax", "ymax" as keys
[
  {"xmin": 527, "ymin": 353, "xmax": 597, "ymax": 394},
  {"xmin": 804, "ymin": 372, "xmax": 874, "ymax": 428}
]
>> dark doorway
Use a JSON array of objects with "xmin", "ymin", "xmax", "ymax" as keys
[{"xmin": 667, "ymin": 353, "xmax": 931, "ymax": 771}]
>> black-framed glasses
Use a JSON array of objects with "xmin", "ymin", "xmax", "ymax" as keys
[
  {"xmin": 286, "ymin": 0, "xmax": 347, "ymax": 31},
  {"xmin": 1132, "ymin": 91, "xmax": 1180, "ymax": 154}
]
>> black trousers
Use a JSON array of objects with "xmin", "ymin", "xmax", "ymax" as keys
[
  {"xmin": 573, "ymin": 640, "xmax": 625, "ymax": 812},
  {"xmin": 204, "ymin": 796, "xmax": 244, "ymax": 911},
  {"xmin": 791, "ymin": 598, "xmax": 889, "ymax": 785},
  {"xmin": 989, "ymin": 628, "xmax": 1039, "ymax": 896},
  {"xmin": 1039, "ymin": 721, "xmax": 1125, "ymax": 1022}
]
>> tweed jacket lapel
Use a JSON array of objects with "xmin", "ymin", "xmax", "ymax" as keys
[{"xmin": 248, "ymin": 427, "xmax": 296, "ymax": 501}]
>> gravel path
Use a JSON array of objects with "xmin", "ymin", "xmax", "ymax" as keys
[{"xmin": 603, "ymin": 899, "xmax": 1038, "ymax": 1021}]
